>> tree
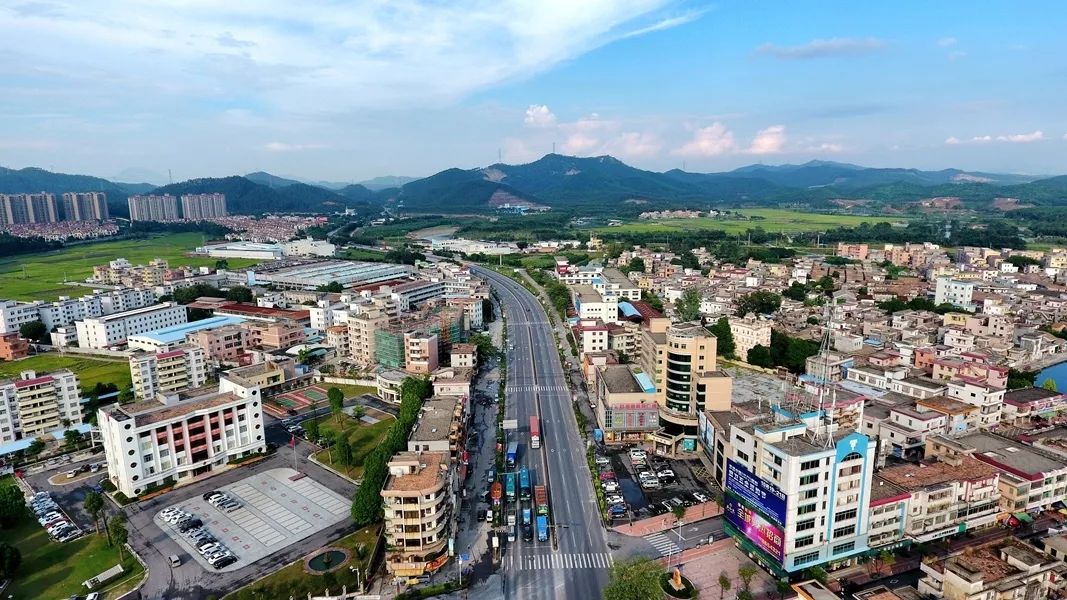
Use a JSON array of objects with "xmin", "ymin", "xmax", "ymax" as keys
[
  {"xmin": 804, "ymin": 565, "xmax": 828, "ymax": 585},
  {"xmin": 481, "ymin": 298, "xmax": 495, "ymax": 324},
  {"xmin": 718, "ymin": 571, "xmax": 732, "ymax": 600},
  {"xmin": 672, "ymin": 504, "xmax": 687, "ymax": 523},
  {"xmin": 119, "ymin": 387, "xmax": 136, "ymax": 403},
  {"xmin": 303, "ymin": 419, "xmax": 320, "ymax": 443},
  {"xmin": 316, "ymin": 281, "xmax": 344, "ymax": 293},
  {"xmin": 0, "ymin": 485, "xmax": 26, "ymax": 528},
  {"xmin": 25, "ymin": 438, "xmax": 46, "ymax": 456},
  {"xmin": 109, "ymin": 514, "xmax": 129, "ymax": 558},
  {"xmin": 353, "ymin": 405, "xmax": 366, "ymax": 420},
  {"xmin": 736, "ymin": 590, "xmax": 754, "ymax": 600},
  {"xmin": 63, "ymin": 429, "xmax": 82, "ymax": 449},
  {"xmin": 215, "ymin": 259, "xmax": 230, "ymax": 270},
  {"xmin": 1044, "ymin": 378, "xmax": 1059, "ymax": 392},
  {"xmin": 84, "ymin": 490, "xmax": 111, "ymax": 544},
  {"xmin": 708, "ymin": 316, "xmax": 735, "ymax": 359},
  {"xmin": 19, "ymin": 320, "xmax": 47, "ymax": 343},
  {"xmin": 747, "ymin": 344, "xmax": 772, "ymax": 368},
  {"xmin": 738, "ymin": 564, "xmax": 758, "ymax": 590},
  {"xmin": 674, "ymin": 287, "xmax": 702, "ymax": 322},
  {"xmin": 224, "ymin": 286, "xmax": 253, "ymax": 303},
  {"xmin": 603, "ymin": 557, "xmax": 665, "ymax": 600},
  {"xmin": 0, "ymin": 542, "xmax": 20, "ymax": 580},
  {"xmin": 775, "ymin": 580, "xmax": 793, "ymax": 600},
  {"xmin": 624, "ymin": 257, "xmax": 646, "ymax": 274},
  {"xmin": 328, "ymin": 387, "xmax": 345, "ymax": 428},
  {"xmin": 641, "ymin": 290, "xmax": 664, "ymax": 313},
  {"xmin": 735, "ymin": 291, "xmax": 782, "ymax": 317},
  {"xmin": 336, "ymin": 436, "xmax": 353, "ymax": 468},
  {"xmin": 878, "ymin": 549, "xmax": 896, "ymax": 574},
  {"xmin": 783, "ymin": 281, "xmax": 808, "ymax": 302}
]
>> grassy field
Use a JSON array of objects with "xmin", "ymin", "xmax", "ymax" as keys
[
  {"xmin": 311, "ymin": 413, "xmax": 394, "ymax": 479},
  {"xmin": 0, "ymin": 353, "xmax": 131, "ymax": 394},
  {"xmin": 593, "ymin": 208, "xmax": 911, "ymax": 235},
  {"xmin": 342, "ymin": 248, "xmax": 388, "ymax": 261},
  {"xmin": 0, "ymin": 233, "xmax": 260, "ymax": 301},
  {"xmin": 1, "ymin": 476, "xmax": 143, "ymax": 599},
  {"xmin": 326, "ymin": 383, "xmax": 378, "ymax": 399},
  {"xmin": 228, "ymin": 525, "xmax": 380, "ymax": 600}
]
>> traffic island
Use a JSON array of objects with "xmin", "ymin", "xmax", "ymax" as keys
[{"xmin": 660, "ymin": 569, "xmax": 696, "ymax": 599}]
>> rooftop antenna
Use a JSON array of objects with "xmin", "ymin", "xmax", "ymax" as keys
[
  {"xmin": 498, "ymin": 148, "xmax": 502, "ymax": 163},
  {"xmin": 168, "ymin": 169, "xmax": 173, "ymax": 185}
]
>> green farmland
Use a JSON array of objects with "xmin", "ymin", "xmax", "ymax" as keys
[
  {"xmin": 0, "ymin": 354, "xmax": 131, "ymax": 394},
  {"xmin": 0, "ymin": 233, "xmax": 259, "ymax": 301},
  {"xmin": 594, "ymin": 208, "xmax": 911, "ymax": 236}
]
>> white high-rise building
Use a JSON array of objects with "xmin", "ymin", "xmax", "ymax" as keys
[
  {"xmin": 179, "ymin": 193, "xmax": 227, "ymax": 220},
  {"xmin": 0, "ymin": 370, "xmax": 83, "ymax": 444},
  {"xmin": 129, "ymin": 344, "xmax": 208, "ymax": 399},
  {"xmin": 75, "ymin": 302, "xmax": 187, "ymax": 349},
  {"xmin": 934, "ymin": 277, "xmax": 975, "ymax": 311},
  {"xmin": 127, "ymin": 194, "xmax": 179, "ymax": 221}
]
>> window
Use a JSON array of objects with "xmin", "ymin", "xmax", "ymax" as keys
[
  {"xmin": 833, "ymin": 541, "xmax": 855, "ymax": 554},
  {"xmin": 796, "ymin": 519, "xmax": 815, "ymax": 532},
  {"xmin": 773, "ymin": 455, "xmax": 783, "ymax": 466},
  {"xmin": 800, "ymin": 459, "xmax": 820, "ymax": 471},
  {"xmin": 833, "ymin": 525, "xmax": 855, "ymax": 538},
  {"xmin": 803, "ymin": 489, "xmax": 818, "ymax": 500},
  {"xmin": 835, "ymin": 509, "xmax": 857, "ymax": 521},
  {"xmin": 800, "ymin": 474, "xmax": 819, "ymax": 485},
  {"xmin": 793, "ymin": 551, "xmax": 820, "ymax": 566},
  {"xmin": 736, "ymin": 450, "xmax": 750, "ymax": 462},
  {"xmin": 798, "ymin": 503, "xmax": 817, "ymax": 515},
  {"xmin": 795, "ymin": 535, "xmax": 814, "ymax": 548}
]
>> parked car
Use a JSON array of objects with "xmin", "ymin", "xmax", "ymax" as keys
[
  {"xmin": 66, "ymin": 469, "xmax": 78, "ymax": 478},
  {"xmin": 594, "ymin": 455, "xmax": 610, "ymax": 466},
  {"xmin": 691, "ymin": 491, "xmax": 710, "ymax": 503},
  {"xmin": 212, "ymin": 555, "xmax": 238, "ymax": 569},
  {"xmin": 485, "ymin": 469, "xmax": 496, "ymax": 484},
  {"xmin": 657, "ymin": 468, "xmax": 676, "ymax": 481},
  {"xmin": 628, "ymin": 448, "xmax": 647, "ymax": 460},
  {"xmin": 599, "ymin": 471, "xmax": 615, "ymax": 481},
  {"xmin": 605, "ymin": 494, "xmax": 625, "ymax": 505},
  {"xmin": 602, "ymin": 480, "xmax": 619, "ymax": 492},
  {"xmin": 203, "ymin": 491, "xmax": 224, "ymax": 501},
  {"xmin": 179, "ymin": 518, "xmax": 203, "ymax": 532}
]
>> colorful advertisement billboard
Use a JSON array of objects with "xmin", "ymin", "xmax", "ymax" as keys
[
  {"xmin": 725, "ymin": 496, "xmax": 784, "ymax": 562},
  {"xmin": 725, "ymin": 459, "xmax": 787, "ymax": 527}
]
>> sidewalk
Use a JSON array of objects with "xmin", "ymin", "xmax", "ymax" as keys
[
  {"xmin": 661, "ymin": 539, "xmax": 777, "ymax": 600},
  {"xmin": 613, "ymin": 501, "xmax": 722, "ymax": 536}
]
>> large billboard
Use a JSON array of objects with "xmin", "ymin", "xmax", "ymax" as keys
[
  {"xmin": 725, "ymin": 496, "xmax": 784, "ymax": 562},
  {"xmin": 725, "ymin": 459, "xmax": 787, "ymax": 527}
]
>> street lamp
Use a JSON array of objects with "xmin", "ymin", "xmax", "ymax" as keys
[{"xmin": 666, "ymin": 518, "xmax": 684, "ymax": 569}]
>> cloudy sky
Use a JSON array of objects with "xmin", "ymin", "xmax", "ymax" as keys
[{"xmin": 2, "ymin": 1, "xmax": 1066, "ymax": 183}]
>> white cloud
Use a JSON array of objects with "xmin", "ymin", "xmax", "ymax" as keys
[
  {"xmin": 938, "ymin": 37, "xmax": 958, "ymax": 47},
  {"xmin": 603, "ymin": 131, "xmax": 663, "ymax": 158},
  {"xmin": 755, "ymin": 37, "xmax": 886, "ymax": 59},
  {"xmin": 805, "ymin": 142, "xmax": 844, "ymax": 153},
  {"xmin": 524, "ymin": 104, "xmax": 557, "ymax": 128},
  {"xmin": 997, "ymin": 131, "xmax": 1044, "ymax": 143},
  {"xmin": 672, "ymin": 122, "xmax": 736, "ymax": 156},
  {"xmin": 948, "ymin": 50, "xmax": 967, "ymax": 61},
  {"xmin": 747, "ymin": 125, "xmax": 786, "ymax": 154},
  {"xmin": 264, "ymin": 141, "xmax": 325, "ymax": 152},
  {"xmin": 615, "ymin": 9, "xmax": 708, "ymax": 40},
  {"xmin": 1063, "ymin": 133, "xmax": 1067, "ymax": 141}
]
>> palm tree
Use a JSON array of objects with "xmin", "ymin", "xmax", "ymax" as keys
[
  {"xmin": 738, "ymin": 565, "xmax": 758, "ymax": 591},
  {"xmin": 718, "ymin": 571, "xmax": 732, "ymax": 600}
]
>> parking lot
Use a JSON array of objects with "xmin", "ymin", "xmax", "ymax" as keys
[
  {"xmin": 596, "ymin": 446, "xmax": 714, "ymax": 522},
  {"xmin": 154, "ymin": 467, "xmax": 350, "ymax": 571}
]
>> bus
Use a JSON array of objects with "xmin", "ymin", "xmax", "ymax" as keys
[{"xmin": 519, "ymin": 467, "xmax": 531, "ymax": 501}]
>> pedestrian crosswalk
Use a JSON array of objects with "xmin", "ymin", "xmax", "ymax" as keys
[
  {"xmin": 644, "ymin": 532, "xmax": 682, "ymax": 557},
  {"xmin": 513, "ymin": 552, "xmax": 614, "ymax": 571},
  {"xmin": 507, "ymin": 384, "xmax": 569, "ymax": 393}
]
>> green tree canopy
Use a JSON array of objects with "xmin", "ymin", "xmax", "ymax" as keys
[
  {"xmin": 18, "ymin": 320, "xmax": 47, "ymax": 343},
  {"xmin": 224, "ymin": 286, "xmax": 254, "ymax": 303},
  {"xmin": 708, "ymin": 316, "xmax": 735, "ymax": 359},
  {"xmin": 747, "ymin": 345, "xmax": 772, "ymax": 368},
  {"xmin": 603, "ymin": 558, "xmax": 665, "ymax": 600},
  {"xmin": 1043, "ymin": 378, "xmax": 1058, "ymax": 392},
  {"xmin": 783, "ymin": 281, "xmax": 808, "ymax": 302},
  {"xmin": 735, "ymin": 291, "xmax": 782, "ymax": 317},
  {"xmin": 623, "ymin": 257, "xmax": 646, "ymax": 274},
  {"xmin": 109, "ymin": 514, "xmax": 129, "ymax": 558},
  {"xmin": 674, "ymin": 287, "xmax": 703, "ymax": 322},
  {"xmin": 0, "ymin": 486, "xmax": 26, "ymax": 529},
  {"xmin": 0, "ymin": 542, "xmax": 21, "ymax": 580}
]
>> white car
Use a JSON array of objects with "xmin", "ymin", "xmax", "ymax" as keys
[
  {"xmin": 594, "ymin": 455, "xmax": 610, "ymax": 466},
  {"xmin": 605, "ymin": 494, "xmax": 625, "ymax": 505},
  {"xmin": 602, "ymin": 481, "xmax": 619, "ymax": 492},
  {"xmin": 692, "ymin": 491, "xmax": 710, "ymax": 503},
  {"xmin": 628, "ymin": 448, "xmax": 647, "ymax": 460},
  {"xmin": 657, "ymin": 469, "xmax": 676, "ymax": 480}
]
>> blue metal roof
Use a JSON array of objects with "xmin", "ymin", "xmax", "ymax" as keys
[
  {"xmin": 618, "ymin": 302, "xmax": 641, "ymax": 318},
  {"xmin": 132, "ymin": 316, "xmax": 246, "ymax": 344},
  {"xmin": 0, "ymin": 423, "xmax": 93, "ymax": 457},
  {"xmin": 634, "ymin": 372, "xmax": 656, "ymax": 394}
]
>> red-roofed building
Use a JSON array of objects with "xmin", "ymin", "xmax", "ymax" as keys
[{"xmin": 0, "ymin": 332, "xmax": 29, "ymax": 361}]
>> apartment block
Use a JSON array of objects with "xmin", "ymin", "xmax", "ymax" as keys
[
  {"xmin": 62, "ymin": 192, "xmax": 109, "ymax": 221},
  {"xmin": 0, "ymin": 333, "xmax": 29, "ymax": 361},
  {"xmin": 0, "ymin": 300, "xmax": 45, "ymax": 334},
  {"xmin": 75, "ymin": 302, "xmax": 187, "ymax": 349},
  {"xmin": 867, "ymin": 476, "xmax": 910, "ymax": 551},
  {"xmin": 0, "ymin": 193, "xmax": 59, "ymax": 224},
  {"xmin": 129, "ymin": 344, "xmax": 208, "ymax": 399},
  {"xmin": 179, "ymin": 193, "xmax": 227, "ymax": 220},
  {"xmin": 325, "ymin": 325, "xmax": 349, "ymax": 356},
  {"xmin": 729, "ymin": 315, "xmax": 772, "ymax": 361},
  {"xmin": 640, "ymin": 320, "xmax": 732, "ymax": 455},
  {"xmin": 404, "ymin": 332, "xmax": 439, "ymax": 374},
  {"xmin": 0, "ymin": 288, "xmax": 156, "ymax": 335},
  {"xmin": 879, "ymin": 455, "xmax": 1000, "ymax": 543},
  {"xmin": 725, "ymin": 424, "xmax": 875, "ymax": 576},
  {"xmin": 944, "ymin": 377, "xmax": 1005, "ymax": 427},
  {"xmin": 572, "ymin": 285, "xmax": 618, "ymax": 321},
  {"xmin": 382, "ymin": 451, "xmax": 455, "ymax": 576},
  {"xmin": 449, "ymin": 343, "xmax": 476, "ymax": 369},
  {"xmin": 98, "ymin": 375, "xmax": 266, "ymax": 497},
  {"xmin": 388, "ymin": 280, "xmax": 444, "ymax": 311},
  {"xmin": 127, "ymin": 194, "xmax": 179, "ymax": 221},
  {"xmin": 128, "ymin": 315, "xmax": 247, "ymax": 353},
  {"xmin": 934, "ymin": 278, "xmax": 976, "ymax": 311},
  {"xmin": 243, "ymin": 320, "xmax": 305, "ymax": 350},
  {"xmin": 0, "ymin": 370, "xmax": 82, "ymax": 444}
]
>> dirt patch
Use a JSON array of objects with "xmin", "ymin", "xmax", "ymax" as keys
[{"xmin": 992, "ymin": 197, "xmax": 1033, "ymax": 211}]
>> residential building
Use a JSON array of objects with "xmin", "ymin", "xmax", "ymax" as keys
[
  {"xmin": 185, "ymin": 323, "xmax": 249, "ymax": 364},
  {"xmin": 729, "ymin": 315, "xmax": 772, "ymax": 362},
  {"xmin": 449, "ymin": 343, "xmax": 476, "ymax": 369},
  {"xmin": 1002, "ymin": 386, "xmax": 1067, "ymax": 424},
  {"xmin": 836, "ymin": 243, "xmax": 869, "ymax": 261},
  {"xmin": 243, "ymin": 321, "xmax": 306, "ymax": 350},
  {"xmin": 0, "ymin": 300, "xmax": 45, "ymax": 334},
  {"xmin": 0, "ymin": 369, "xmax": 82, "ymax": 444},
  {"xmin": 382, "ymin": 451, "xmax": 455, "ymax": 576},
  {"xmin": 0, "ymin": 332, "xmax": 29, "ymax": 360},
  {"xmin": 325, "ymin": 325, "xmax": 349, "ymax": 356},
  {"xmin": 75, "ymin": 302, "xmax": 188, "ymax": 349},
  {"xmin": 944, "ymin": 377, "xmax": 1005, "ymax": 427},
  {"xmin": 126, "ymin": 315, "xmax": 246, "ymax": 352},
  {"xmin": 572, "ymin": 285, "xmax": 618, "ymax": 321},
  {"xmin": 641, "ymin": 320, "xmax": 732, "ymax": 455},
  {"xmin": 280, "ymin": 237, "xmax": 336, "ymax": 257},
  {"xmin": 127, "ymin": 194, "xmax": 179, "ymax": 221},
  {"xmin": 62, "ymin": 192, "xmax": 109, "ymax": 221},
  {"xmin": 879, "ymin": 455, "xmax": 1000, "ymax": 543},
  {"xmin": 593, "ymin": 364, "xmax": 659, "ymax": 444},
  {"xmin": 224, "ymin": 357, "xmax": 301, "ymax": 397},
  {"xmin": 867, "ymin": 476, "xmax": 910, "ymax": 551},
  {"xmin": 431, "ymin": 368, "xmax": 472, "ymax": 398},
  {"xmin": 594, "ymin": 268, "xmax": 642, "ymax": 302},
  {"xmin": 98, "ymin": 375, "xmax": 266, "ymax": 497},
  {"xmin": 376, "ymin": 370, "xmax": 406, "ymax": 404},
  {"xmin": 917, "ymin": 539, "xmax": 1066, "ymax": 600},
  {"xmin": 0, "ymin": 193, "xmax": 59, "ymax": 224},
  {"xmin": 388, "ymin": 280, "xmax": 444, "ymax": 311},
  {"xmin": 404, "ymin": 331, "xmax": 439, "ymax": 374},
  {"xmin": 179, "ymin": 193, "xmax": 227, "ymax": 220},
  {"xmin": 129, "ymin": 344, "xmax": 208, "ymax": 399},
  {"xmin": 934, "ymin": 278, "xmax": 976, "ymax": 311}
]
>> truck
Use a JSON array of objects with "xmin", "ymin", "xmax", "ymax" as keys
[
  {"xmin": 519, "ymin": 468, "xmax": 531, "ymax": 501},
  {"xmin": 536, "ymin": 515, "xmax": 549, "ymax": 542},
  {"xmin": 534, "ymin": 485, "xmax": 549, "ymax": 516},
  {"xmin": 521, "ymin": 509, "xmax": 533, "ymax": 542},
  {"xmin": 490, "ymin": 482, "xmax": 503, "ymax": 506},
  {"xmin": 507, "ymin": 508, "xmax": 516, "ymax": 527},
  {"xmin": 506, "ymin": 441, "xmax": 518, "ymax": 469},
  {"xmin": 505, "ymin": 472, "xmax": 516, "ymax": 502},
  {"xmin": 529, "ymin": 416, "xmax": 541, "ymax": 449}
]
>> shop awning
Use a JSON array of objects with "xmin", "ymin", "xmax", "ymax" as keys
[{"xmin": 1014, "ymin": 512, "xmax": 1034, "ymax": 523}]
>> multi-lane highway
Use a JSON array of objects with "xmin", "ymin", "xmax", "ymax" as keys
[{"xmin": 474, "ymin": 266, "xmax": 611, "ymax": 600}]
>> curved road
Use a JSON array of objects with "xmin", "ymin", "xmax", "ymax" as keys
[{"xmin": 473, "ymin": 266, "xmax": 611, "ymax": 600}]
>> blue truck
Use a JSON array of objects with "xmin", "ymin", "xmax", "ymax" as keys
[
  {"xmin": 521, "ymin": 508, "xmax": 533, "ymax": 542},
  {"xmin": 506, "ymin": 441, "xmax": 518, "ymax": 469},
  {"xmin": 536, "ymin": 515, "xmax": 549, "ymax": 542},
  {"xmin": 505, "ymin": 472, "xmax": 516, "ymax": 502},
  {"xmin": 519, "ymin": 467, "xmax": 531, "ymax": 501}
]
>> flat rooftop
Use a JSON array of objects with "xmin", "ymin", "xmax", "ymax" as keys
[
  {"xmin": 870, "ymin": 475, "xmax": 909, "ymax": 504},
  {"xmin": 917, "ymin": 395, "xmax": 976, "ymax": 415},
  {"xmin": 599, "ymin": 364, "xmax": 645, "ymax": 394},
  {"xmin": 128, "ymin": 315, "xmax": 246, "ymax": 344},
  {"xmin": 384, "ymin": 451, "xmax": 448, "ymax": 493},
  {"xmin": 110, "ymin": 389, "xmax": 242, "ymax": 427},
  {"xmin": 1004, "ymin": 386, "xmax": 1062, "ymax": 406},
  {"xmin": 879, "ymin": 455, "xmax": 999, "ymax": 489},
  {"xmin": 954, "ymin": 431, "xmax": 1067, "ymax": 477}
]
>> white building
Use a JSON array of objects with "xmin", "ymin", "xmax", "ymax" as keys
[
  {"xmin": 75, "ymin": 302, "xmax": 187, "ymax": 349},
  {"xmin": 729, "ymin": 315, "xmax": 772, "ymax": 361},
  {"xmin": 0, "ymin": 300, "xmax": 42, "ymax": 334},
  {"xmin": 0, "ymin": 288, "xmax": 157, "ymax": 334},
  {"xmin": 945, "ymin": 377, "xmax": 1004, "ymax": 427},
  {"xmin": 572, "ymin": 285, "xmax": 618, "ymax": 321},
  {"xmin": 934, "ymin": 278, "xmax": 976, "ymax": 311},
  {"xmin": 98, "ymin": 374, "xmax": 266, "ymax": 497},
  {"xmin": 129, "ymin": 344, "xmax": 208, "ymax": 399},
  {"xmin": 281, "ymin": 237, "xmax": 336, "ymax": 257},
  {"xmin": 0, "ymin": 370, "xmax": 82, "ymax": 444}
]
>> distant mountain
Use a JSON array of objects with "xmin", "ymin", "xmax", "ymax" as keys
[
  {"xmin": 112, "ymin": 167, "xmax": 168, "ymax": 186},
  {"xmin": 244, "ymin": 171, "xmax": 306, "ymax": 188},
  {"xmin": 360, "ymin": 175, "xmax": 419, "ymax": 191},
  {"xmin": 152, "ymin": 176, "xmax": 374, "ymax": 214},
  {"xmin": 724, "ymin": 160, "xmax": 1038, "ymax": 189}
]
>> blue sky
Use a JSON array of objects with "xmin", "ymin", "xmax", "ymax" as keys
[{"xmin": 1, "ymin": 1, "xmax": 1065, "ymax": 183}]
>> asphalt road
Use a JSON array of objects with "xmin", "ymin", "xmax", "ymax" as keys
[{"xmin": 474, "ymin": 266, "xmax": 611, "ymax": 600}]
